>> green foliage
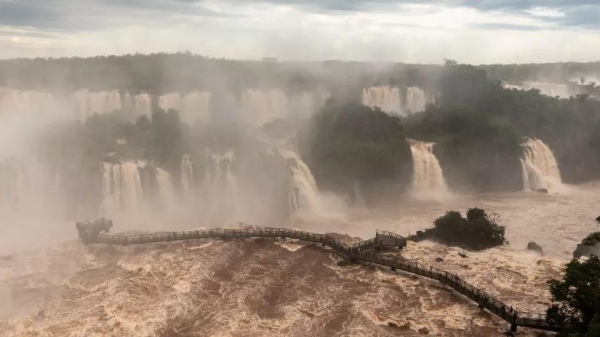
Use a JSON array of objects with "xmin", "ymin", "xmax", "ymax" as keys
[
  {"xmin": 307, "ymin": 102, "xmax": 412, "ymax": 201},
  {"xmin": 582, "ymin": 233, "xmax": 600, "ymax": 246},
  {"xmin": 406, "ymin": 105, "xmax": 523, "ymax": 191},
  {"xmin": 406, "ymin": 61, "xmax": 600, "ymax": 188},
  {"xmin": 547, "ymin": 255, "xmax": 600, "ymax": 336},
  {"xmin": 427, "ymin": 208, "xmax": 507, "ymax": 250},
  {"xmin": 439, "ymin": 62, "xmax": 490, "ymax": 106},
  {"xmin": 40, "ymin": 108, "xmax": 185, "ymax": 172}
]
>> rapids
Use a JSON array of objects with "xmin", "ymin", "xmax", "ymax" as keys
[{"xmin": 2, "ymin": 182, "xmax": 600, "ymax": 336}]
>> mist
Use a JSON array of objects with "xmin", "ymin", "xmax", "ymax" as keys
[{"xmin": 1, "ymin": 1, "xmax": 600, "ymax": 334}]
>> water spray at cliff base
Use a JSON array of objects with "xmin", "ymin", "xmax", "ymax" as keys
[
  {"xmin": 407, "ymin": 139, "xmax": 452, "ymax": 202},
  {"xmin": 521, "ymin": 138, "xmax": 565, "ymax": 194}
]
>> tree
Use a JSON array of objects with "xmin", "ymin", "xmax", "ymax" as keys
[
  {"xmin": 306, "ymin": 102, "xmax": 413, "ymax": 202},
  {"xmin": 439, "ymin": 61, "xmax": 490, "ymax": 106},
  {"xmin": 416, "ymin": 207, "xmax": 507, "ymax": 250},
  {"xmin": 547, "ymin": 255, "xmax": 600, "ymax": 336}
]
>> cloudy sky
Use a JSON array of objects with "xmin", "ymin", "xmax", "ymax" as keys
[{"xmin": 0, "ymin": 0, "xmax": 599, "ymax": 63}]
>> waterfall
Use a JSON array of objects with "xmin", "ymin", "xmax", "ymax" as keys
[
  {"xmin": 202, "ymin": 150, "xmax": 238, "ymax": 197},
  {"xmin": 405, "ymin": 87, "xmax": 427, "ymax": 113},
  {"xmin": 501, "ymin": 82, "xmax": 523, "ymax": 91},
  {"xmin": 71, "ymin": 90, "xmax": 122, "ymax": 120},
  {"xmin": 181, "ymin": 91, "xmax": 211, "ymax": 124},
  {"xmin": 241, "ymin": 89, "xmax": 288, "ymax": 127},
  {"xmin": 522, "ymin": 81, "xmax": 574, "ymax": 98},
  {"xmin": 101, "ymin": 161, "xmax": 178, "ymax": 213},
  {"xmin": 155, "ymin": 168, "xmax": 175, "ymax": 206},
  {"xmin": 362, "ymin": 86, "xmax": 403, "ymax": 115},
  {"xmin": 521, "ymin": 138, "xmax": 562, "ymax": 191},
  {"xmin": 0, "ymin": 162, "xmax": 24, "ymax": 211},
  {"xmin": 181, "ymin": 155, "xmax": 194, "ymax": 193},
  {"xmin": 158, "ymin": 93, "xmax": 182, "ymax": 112},
  {"xmin": 101, "ymin": 161, "xmax": 145, "ymax": 213},
  {"xmin": 279, "ymin": 149, "xmax": 320, "ymax": 213},
  {"xmin": 134, "ymin": 93, "xmax": 152, "ymax": 116},
  {"xmin": 409, "ymin": 140, "xmax": 448, "ymax": 195},
  {"xmin": 287, "ymin": 91, "xmax": 329, "ymax": 119},
  {"xmin": 0, "ymin": 89, "xmax": 61, "ymax": 116},
  {"xmin": 1, "ymin": 89, "xmax": 152, "ymax": 121}
]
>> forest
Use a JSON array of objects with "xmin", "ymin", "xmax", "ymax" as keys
[{"xmin": 2, "ymin": 54, "xmax": 600, "ymax": 218}]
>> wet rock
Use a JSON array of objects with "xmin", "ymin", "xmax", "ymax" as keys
[
  {"xmin": 392, "ymin": 321, "xmax": 410, "ymax": 329},
  {"xmin": 418, "ymin": 327, "xmax": 430, "ymax": 334},
  {"xmin": 534, "ymin": 188, "xmax": 548, "ymax": 194},
  {"xmin": 336, "ymin": 259, "xmax": 354, "ymax": 267},
  {"xmin": 573, "ymin": 243, "xmax": 600, "ymax": 259},
  {"xmin": 527, "ymin": 241, "xmax": 543, "ymax": 255},
  {"xmin": 435, "ymin": 257, "xmax": 444, "ymax": 262},
  {"xmin": 458, "ymin": 252, "xmax": 468, "ymax": 258},
  {"xmin": 573, "ymin": 232, "xmax": 600, "ymax": 258}
]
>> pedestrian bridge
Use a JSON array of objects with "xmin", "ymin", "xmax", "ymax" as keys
[{"xmin": 75, "ymin": 220, "xmax": 560, "ymax": 333}]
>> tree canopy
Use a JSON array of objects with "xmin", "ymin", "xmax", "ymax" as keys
[
  {"xmin": 547, "ymin": 255, "xmax": 600, "ymax": 336},
  {"xmin": 413, "ymin": 208, "xmax": 507, "ymax": 250},
  {"xmin": 306, "ymin": 101, "xmax": 412, "ymax": 202}
]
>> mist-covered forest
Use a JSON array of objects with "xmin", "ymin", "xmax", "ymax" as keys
[
  {"xmin": 3, "ymin": 52, "xmax": 600, "ymax": 96},
  {"xmin": 2, "ymin": 54, "xmax": 600, "ymax": 221}
]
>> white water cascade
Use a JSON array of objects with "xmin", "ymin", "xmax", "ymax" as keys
[
  {"xmin": 287, "ymin": 91, "xmax": 329, "ymax": 119},
  {"xmin": 0, "ymin": 88, "xmax": 62, "ymax": 116},
  {"xmin": 405, "ymin": 87, "xmax": 427, "ymax": 113},
  {"xmin": 522, "ymin": 81, "xmax": 574, "ymax": 98},
  {"xmin": 181, "ymin": 91, "xmax": 211, "ymax": 124},
  {"xmin": 241, "ymin": 89, "xmax": 287, "ymax": 127},
  {"xmin": 100, "ymin": 161, "xmax": 176, "ymax": 214},
  {"xmin": 181, "ymin": 155, "xmax": 194, "ymax": 194},
  {"xmin": 158, "ymin": 93, "xmax": 182, "ymax": 112},
  {"xmin": 0, "ymin": 162, "xmax": 26, "ymax": 212},
  {"xmin": 362, "ymin": 86, "xmax": 403, "ymax": 115},
  {"xmin": 200, "ymin": 150, "xmax": 242, "ymax": 217},
  {"xmin": 0, "ymin": 160, "xmax": 63, "ymax": 215},
  {"xmin": 101, "ymin": 161, "xmax": 144, "ymax": 213},
  {"xmin": 159, "ymin": 91, "xmax": 212, "ymax": 123},
  {"xmin": 71, "ymin": 90, "xmax": 123, "ymax": 120},
  {"xmin": 279, "ymin": 149, "xmax": 320, "ymax": 213},
  {"xmin": 521, "ymin": 138, "xmax": 562, "ymax": 191},
  {"xmin": 155, "ymin": 167, "xmax": 176, "ymax": 208},
  {"xmin": 126, "ymin": 93, "xmax": 152, "ymax": 117},
  {"xmin": 409, "ymin": 140, "xmax": 448, "ymax": 196},
  {"xmin": 501, "ymin": 82, "xmax": 523, "ymax": 91}
]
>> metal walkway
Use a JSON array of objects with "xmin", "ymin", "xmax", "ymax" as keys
[{"xmin": 76, "ymin": 221, "xmax": 559, "ymax": 333}]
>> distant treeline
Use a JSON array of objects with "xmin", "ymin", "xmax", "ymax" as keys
[{"xmin": 3, "ymin": 53, "xmax": 600, "ymax": 96}]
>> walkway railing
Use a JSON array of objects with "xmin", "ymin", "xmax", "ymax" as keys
[{"xmin": 75, "ymin": 221, "xmax": 558, "ymax": 333}]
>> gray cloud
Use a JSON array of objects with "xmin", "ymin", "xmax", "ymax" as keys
[
  {"xmin": 0, "ymin": 0, "xmax": 597, "ymax": 32},
  {"xmin": 0, "ymin": 0, "xmax": 233, "ymax": 32},
  {"xmin": 471, "ymin": 22, "xmax": 546, "ymax": 31}
]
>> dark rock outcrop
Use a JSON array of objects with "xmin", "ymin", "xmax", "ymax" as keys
[
  {"xmin": 527, "ymin": 241, "xmax": 543, "ymax": 255},
  {"xmin": 573, "ymin": 232, "xmax": 600, "ymax": 258},
  {"xmin": 534, "ymin": 188, "xmax": 548, "ymax": 194}
]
